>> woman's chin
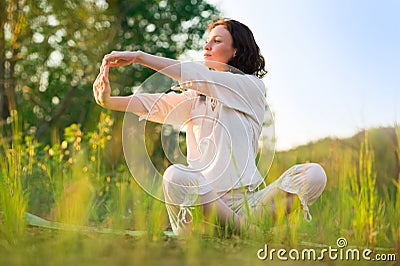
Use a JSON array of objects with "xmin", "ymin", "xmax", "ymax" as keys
[
  {"xmin": 203, "ymin": 59, "xmax": 228, "ymax": 71},
  {"xmin": 203, "ymin": 58, "xmax": 213, "ymax": 65}
]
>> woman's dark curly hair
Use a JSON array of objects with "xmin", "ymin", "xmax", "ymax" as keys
[{"xmin": 208, "ymin": 19, "xmax": 267, "ymax": 79}]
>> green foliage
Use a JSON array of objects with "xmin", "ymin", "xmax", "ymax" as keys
[
  {"xmin": 270, "ymin": 127, "xmax": 399, "ymax": 191},
  {"xmin": 108, "ymin": 0, "xmax": 218, "ymax": 89},
  {"xmin": 0, "ymin": 113, "xmax": 399, "ymax": 265},
  {"xmin": 1, "ymin": 0, "xmax": 112, "ymax": 137},
  {"xmin": 0, "ymin": 0, "xmax": 219, "ymax": 143}
]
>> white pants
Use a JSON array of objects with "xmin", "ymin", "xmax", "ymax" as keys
[{"xmin": 162, "ymin": 163, "xmax": 327, "ymax": 235}]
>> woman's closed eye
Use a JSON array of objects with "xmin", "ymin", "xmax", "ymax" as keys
[{"xmin": 206, "ymin": 37, "xmax": 221, "ymax": 44}]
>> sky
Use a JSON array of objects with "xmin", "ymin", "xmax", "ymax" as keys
[{"xmin": 203, "ymin": 0, "xmax": 400, "ymax": 150}]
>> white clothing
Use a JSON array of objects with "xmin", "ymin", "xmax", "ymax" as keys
[
  {"xmin": 163, "ymin": 163, "xmax": 327, "ymax": 234},
  {"xmin": 134, "ymin": 61, "xmax": 327, "ymax": 235},
  {"xmin": 136, "ymin": 61, "xmax": 266, "ymax": 193},
  {"xmin": 219, "ymin": 163, "xmax": 327, "ymax": 220}
]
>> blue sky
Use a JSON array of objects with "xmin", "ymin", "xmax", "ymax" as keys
[{"xmin": 204, "ymin": 0, "xmax": 400, "ymax": 150}]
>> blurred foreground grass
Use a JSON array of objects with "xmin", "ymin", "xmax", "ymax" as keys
[{"xmin": 0, "ymin": 113, "xmax": 399, "ymax": 265}]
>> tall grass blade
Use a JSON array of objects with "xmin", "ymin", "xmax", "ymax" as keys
[{"xmin": 0, "ymin": 112, "xmax": 28, "ymax": 244}]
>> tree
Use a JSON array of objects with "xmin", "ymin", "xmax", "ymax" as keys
[
  {"xmin": 0, "ymin": 0, "xmax": 24, "ymax": 121},
  {"xmin": 0, "ymin": 0, "xmax": 219, "ymax": 141}
]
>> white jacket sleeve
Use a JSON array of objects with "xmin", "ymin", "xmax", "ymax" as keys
[{"xmin": 134, "ymin": 90, "xmax": 195, "ymax": 125}]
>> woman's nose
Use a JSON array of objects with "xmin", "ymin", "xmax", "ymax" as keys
[{"xmin": 203, "ymin": 42, "xmax": 211, "ymax": 51}]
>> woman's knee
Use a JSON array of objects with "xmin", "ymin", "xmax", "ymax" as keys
[
  {"xmin": 163, "ymin": 164, "xmax": 206, "ymax": 187},
  {"xmin": 305, "ymin": 163, "xmax": 327, "ymax": 201},
  {"xmin": 163, "ymin": 164, "xmax": 188, "ymax": 186},
  {"xmin": 163, "ymin": 164, "xmax": 212, "ymax": 196},
  {"xmin": 307, "ymin": 163, "xmax": 327, "ymax": 186}
]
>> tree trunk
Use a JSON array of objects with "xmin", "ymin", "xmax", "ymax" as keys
[
  {"xmin": 5, "ymin": 0, "xmax": 23, "ymax": 115},
  {"xmin": 0, "ymin": 0, "xmax": 9, "ymax": 122},
  {"xmin": 0, "ymin": 0, "xmax": 22, "ymax": 122}
]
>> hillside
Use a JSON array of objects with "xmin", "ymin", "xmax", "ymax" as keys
[{"xmin": 267, "ymin": 126, "xmax": 400, "ymax": 191}]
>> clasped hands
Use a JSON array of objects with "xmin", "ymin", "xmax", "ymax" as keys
[{"xmin": 93, "ymin": 51, "xmax": 140, "ymax": 107}]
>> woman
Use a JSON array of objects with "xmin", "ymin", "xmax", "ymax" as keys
[{"xmin": 93, "ymin": 19, "xmax": 327, "ymax": 235}]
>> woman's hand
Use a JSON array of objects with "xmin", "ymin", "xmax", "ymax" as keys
[
  {"xmin": 103, "ymin": 51, "xmax": 141, "ymax": 67},
  {"xmin": 93, "ymin": 60, "xmax": 111, "ymax": 108},
  {"xmin": 103, "ymin": 50, "xmax": 182, "ymax": 81}
]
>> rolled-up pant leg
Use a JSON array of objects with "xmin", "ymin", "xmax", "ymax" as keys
[{"xmin": 249, "ymin": 163, "xmax": 327, "ymax": 221}]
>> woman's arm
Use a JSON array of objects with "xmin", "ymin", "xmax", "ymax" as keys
[
  {"xmin": 100, "ymin": 95, "xmax": 148, "ymax": 114},
  {"xmin": 180, "ymin": 62, "xmax": 266, "ymax": 123},
  {"xmin": 103, "ymin": 51, "xmax": 182, "ymax": 82},
  {"xmin": 93, "ymin": 58, "xmax": 190, "ymax": 122}
]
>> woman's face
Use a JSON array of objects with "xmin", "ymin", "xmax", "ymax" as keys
[{"xmin": 203, "ymin": 25, "xmax": 236, "ymax": 69}]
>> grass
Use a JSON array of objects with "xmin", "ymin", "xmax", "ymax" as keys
[
  {"xmin": 0, "ymin": 112, "xmax": 27, "ymax": 244},
  {"xmin": 0, "ymin": 113, "xmax": 399, "ymax": 265},
  {"xmin": 348, "ymin": 131, "xmax": 382, "ymax": 245}
]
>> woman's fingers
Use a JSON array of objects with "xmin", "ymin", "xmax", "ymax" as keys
[
  {"xmin": 109, "ymin": 60, "xmax": 121, "ymax": 66},
  {"xmin": 103, "ymin": 51, "xmax": 136, "ymax": 66},
  {"xmin": 94, "ymin": 62, "xmax": 106, "ymax": 89},
  {"xmin": 93, "ymin": 60, "xmax": 111, "ymax": 106},
  {"xmin": 98, "ymin": 62, "xmax": 109, "ymax": 86},
  {"xmin": 103, "ymin": 63, "xmax": 109, "ymax": 79},
  {"xmin": 102, "ymin": 77, "xmax": 109, "ymax": 95},
  {"xmin": 93, "ymin": 76, "xmax": 102, "ymax": 103}
]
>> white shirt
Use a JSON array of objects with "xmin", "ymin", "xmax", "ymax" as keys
[{"xmin": 136, "ymin": 62, "xmax": 266, "ymax": 192}]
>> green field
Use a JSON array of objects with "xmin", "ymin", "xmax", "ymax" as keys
[{"xmin": 1, "ymin": 115, "xmax": 399, "ymax": 265}]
